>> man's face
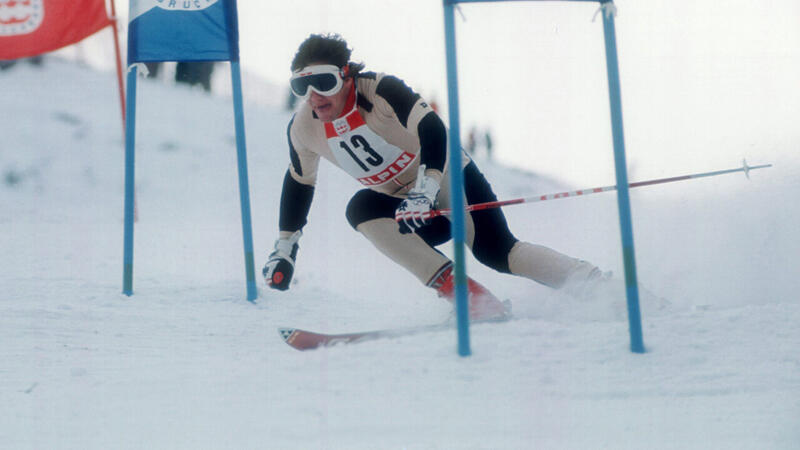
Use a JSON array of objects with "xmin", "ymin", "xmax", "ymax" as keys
[{"xmin": 308, "ymin": 76, "xmax": 352, "ymax": 122}]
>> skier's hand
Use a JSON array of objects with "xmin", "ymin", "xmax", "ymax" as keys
[
  {"xmin": 395, "ymin": 166, "xmax": 440, "ymax": 234},
  {"xmin": 262, "ymin": 231, "xmax": 302, "ymax": 290},
  {"xmin": 396, "ymin": 193, "xmax": 435, "ymax": 234}
]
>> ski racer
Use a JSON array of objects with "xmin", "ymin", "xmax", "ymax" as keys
[{"xmin": 263, "ymin": 33, "xmax": 603, "ymax": 320}]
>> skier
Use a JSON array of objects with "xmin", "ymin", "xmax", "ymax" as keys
[{"xmin": 263, "ymin": 34, "xmax": 603, "ymax": 320}]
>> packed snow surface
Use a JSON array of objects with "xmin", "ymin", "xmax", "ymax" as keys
[{"xmin": 1, "ymin": 60, "xmax": 799, "ymax": 449}]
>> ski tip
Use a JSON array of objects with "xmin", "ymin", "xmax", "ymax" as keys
[{"xmin": 278, "ymin": 328, "xmax": 296, "ymax": 342}]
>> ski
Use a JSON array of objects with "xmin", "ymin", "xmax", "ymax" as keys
[
  {"xmin": 279, "ymin": 301, "xmax": 512, "ymax": 351},
  {"xmin": 278, "ymin": 322, "xmax": 450, "ymax": 350}
]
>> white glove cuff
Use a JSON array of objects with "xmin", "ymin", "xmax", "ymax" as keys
[
  {"xmin": 417, "ymin": 176, "xmax": 440, "ymax": 203},
  {"xmin": 410, "ymin": 164, "xmax": 441, "ymax": 204},
  {"xmin": 273, "ymin": 230, "xmax": 302, "ymax": 259}
]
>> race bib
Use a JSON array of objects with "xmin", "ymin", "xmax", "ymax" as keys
[{"xmin": 325, "ymin": 108, "xmax": 415, "ymax": 187}]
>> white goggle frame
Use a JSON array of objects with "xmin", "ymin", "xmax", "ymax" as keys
[{"xmin": 290, "ymin": 64, "xmax": 345, "ymax": 100}]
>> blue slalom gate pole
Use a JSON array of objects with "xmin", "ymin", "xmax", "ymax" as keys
[
  {"xmin": 600, "ymin": 1, "xmax": 645, "ymax": 353},
  {"xmin": 443, "ymin": 0, "xmax": 644, "ymax": 354},
  {"xmin": 443, "ymin": 0, "xmax": 471, "ymax": 357},
  {"xmin": 122, "ymin": 66, "xmax": 138, "ymax": 296},
  {"xmin": 230, "ymin": 61, "xmax": 258, "ymax": 302}
]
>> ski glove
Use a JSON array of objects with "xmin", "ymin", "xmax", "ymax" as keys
[
  {"xmin": 395, "ymin": 165, "xmax": 440, "ymax": 234},
  {"xmin": 262, "ymin": 230, "xmax": 302, "ymax": 291}
]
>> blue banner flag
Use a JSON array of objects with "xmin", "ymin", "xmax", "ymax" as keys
[{"xmin": 128, "ymin": 0, "xmax": 239, "ymax": 63}]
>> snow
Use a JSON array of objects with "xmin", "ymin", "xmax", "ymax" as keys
[{"xmin": 2, "ymin": 59, "xmax": 799, "ymax": 449}]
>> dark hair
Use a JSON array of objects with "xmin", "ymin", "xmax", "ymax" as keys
[{"xmin": 290, "ymin": 33, "xmax": 365, "ymax": 77}]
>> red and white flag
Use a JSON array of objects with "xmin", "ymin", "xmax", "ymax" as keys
[{"xmin": 0, "ymin": 0, "xmax": 111, "ymax": 60}]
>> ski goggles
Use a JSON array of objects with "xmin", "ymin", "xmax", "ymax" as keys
[{"xmin": 290, "ymin": 64, "xmax": 345, "ymax": 100}]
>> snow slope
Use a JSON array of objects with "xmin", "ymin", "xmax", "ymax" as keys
[{"xmin": 1, "ymin": 59, "xmax": 799, "ymax": 449}]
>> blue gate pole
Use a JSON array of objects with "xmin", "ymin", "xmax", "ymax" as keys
[
  {"xmin": 600, "ymin": 1, "xmax": 645, "ymax": 353},
  {"xmin": 122, "ymin": 66, "xmax": 138, "ymax": 296},
  {"xmin": 443, "ymin": 0, "xmax": 471, "ymax": 357},
  {"xmin": 230, "ymin": 61, "xmax": 258, "ymax": 302}
]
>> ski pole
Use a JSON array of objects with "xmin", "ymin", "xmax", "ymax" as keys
[{"xmin": 428, "ymin": 159, "xmax": 771, "ymax": 219}]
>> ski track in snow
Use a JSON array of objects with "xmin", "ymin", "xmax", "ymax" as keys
[{"xmin": 1, "ymin": 59, "xmax": 799, "ymax": 449}]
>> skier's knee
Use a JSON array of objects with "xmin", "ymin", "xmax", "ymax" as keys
[
  {"xmin": 472, "ymin": 235, "xmax": 517, "ymax": 274},
  {"xmin": 346, "ymin": 189, "xmax": 398, "ymax": 230}
]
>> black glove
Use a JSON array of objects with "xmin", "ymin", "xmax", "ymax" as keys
[{"xmin": 262, "ymin": 231, "xmax": 301, "ymax": 291}]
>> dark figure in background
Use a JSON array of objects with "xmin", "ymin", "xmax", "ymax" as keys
[
  {"xmin": 484, "ymin": 128, "xmax": 494, "ymax": 160},
  {"xmin": 175, "ymin": 62, "xmax": 215, "ymax": 92},
  {"xmin": 144, "ymin": 62, "xmax": 162, "ymax": 78},
  {"xmin": 0, "ymin": 56, "xmax": 44, "ymax": 71},
  {"xmin": 465, "ymin": 126, "xmax": 477, "ymax": 155}
]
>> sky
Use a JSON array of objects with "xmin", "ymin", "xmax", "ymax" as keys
[{"xmin": 58, "ymin": 0, "xmax": 800, "ymax": 186}]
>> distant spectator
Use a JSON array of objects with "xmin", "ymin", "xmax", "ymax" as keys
[
  {"xmin": 175, "ymin": 62, "xmax": 215, "ymax": 92},
  {"xmin": 484, "ymin": 128, "xmax": 494, "ymax": 160},
  {"xmin": 465, "ymin": 126, "xmax": 477, "ymax": 155},
  {"xmin": 0, "ymin": 56, "xmax": 44, "ymax": 71},
  {"xmin": 144, "ymin": 62, "xmax": 162, "ymax": 78}
]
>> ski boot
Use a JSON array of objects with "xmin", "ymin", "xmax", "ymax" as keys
[{"xmin": 429, "ymin": 264, "xmax": 510, "ymax": 321}]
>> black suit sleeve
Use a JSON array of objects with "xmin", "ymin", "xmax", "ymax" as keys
[
  {"xmin": 279, "ymin": 170, "xmax": 314, "ymax": 232},
  {"xmin": 376, "ymin": 75, "xmax": 446, "ymax": 173},
  {"xmin": 416, "ymin": 111, "xmax": 447, "ymax": 173}
]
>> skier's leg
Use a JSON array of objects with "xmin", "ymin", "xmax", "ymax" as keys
[
  {"xmin": 346, "ymin": 189, "xmax": 451, "ymax": 284},
  {"xmin": 346, "ymin": 189, "xmax": 507, "ymax": 319},
  {"xmin": 450, "ymin": 162, "xmax": 603, "ymax": 292},
  {"xmin": 508, "ymin": 241, "xmax": 601, "ymax": 290},
  {"xmin": 355, "ymin": 217, "xmax": 451, "ymax": 284},
  {"xmin": 427, "ymin": 261, "xmax": 509, "ymax": 319}
]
